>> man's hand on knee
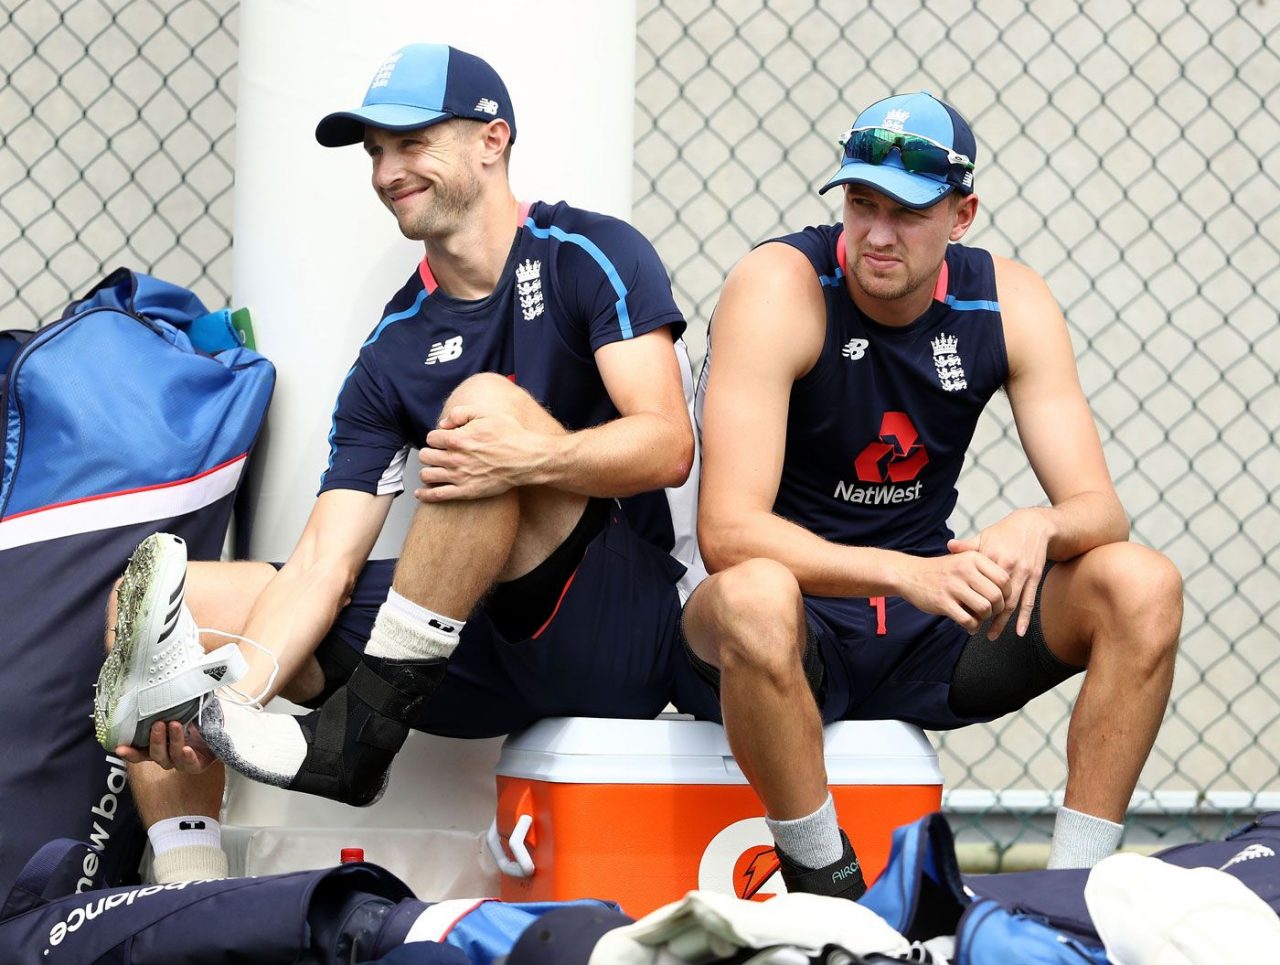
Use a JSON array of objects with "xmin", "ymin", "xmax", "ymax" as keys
[
  {"xmin": 898, "ymin": 551, "xmax": 1009, "ymax": 634},
  {"xmin": 116, "ymin": 720, "xmax": 217, "ymax": 773},
  {"xmin": 418, "ymin": 405, "xmax": 549, "ymax": 501},
  {"xmin": 949, "ymin": 507, "xmax": 1054, "ymax": 638}
]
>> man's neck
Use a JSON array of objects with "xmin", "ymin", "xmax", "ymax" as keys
[
  {"xmin": 421, "ymin": 191, "xmax": 521, "ymax": 300},
  {"xmin": 846, "ymin": 280, "xmax": 936, "ymax": 329}
]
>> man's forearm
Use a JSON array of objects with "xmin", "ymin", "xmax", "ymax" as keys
[
  {"xmin": 234, "ymin": 559, "xmax": 354, "ymax": 699},
  {"xmin": 1042, "ymin": 490, "xmax": 1130, "ymax": 561},
  {"xmin": 701, "ymin": 509, "xmax": 917, "ymax": 599},
  {"xmin": 534, "ymin": 411, "xmax": 693, "ymax": 497}
]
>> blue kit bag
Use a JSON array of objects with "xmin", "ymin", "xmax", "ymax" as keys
[
  {"xmin": 0, "ymin": 268, "xmax": 275, "ymax": 896},
  {"xmin": 860, "ymin": 813, "xmax": 1108, "ymax": 964}
]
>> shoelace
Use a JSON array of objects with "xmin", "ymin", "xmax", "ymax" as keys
[{"xmin": 196, "ymin": 627, "xmax": 280, "ymax": 712}]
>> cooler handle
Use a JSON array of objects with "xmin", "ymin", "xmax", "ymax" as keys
[{"xmin": 486, "ymin": 813, "xmax": 536, "ymax": 878}]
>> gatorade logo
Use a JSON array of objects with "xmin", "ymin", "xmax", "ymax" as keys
[{"xmin": 698, "ymin": 818, "xmax": 788, "ymax": 902}]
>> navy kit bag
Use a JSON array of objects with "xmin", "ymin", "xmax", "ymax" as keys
[
  {"xmin": 862, "ymin": 810, "xmax": 1280, "ymax": 963},
  {"xmin": 0, "ymin": 269, "xmax": 274, "ymax": 896},
  {"xmin": 0, "ymin": 838, "xmax": 415, "ymax": 963}
]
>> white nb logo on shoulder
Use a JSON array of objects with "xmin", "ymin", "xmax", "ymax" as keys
[
  {"xmin": 841, "ymin": 338, "xmax": 869, "ymax": 361},
  {"xmin": 424, "ymin": 336, "xmax": 463, "ymax": 365}
]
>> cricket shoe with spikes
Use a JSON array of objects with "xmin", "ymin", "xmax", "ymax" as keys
[{"xmin": 93, "ymin": 533, "xmax": 248, "ymax": 751}]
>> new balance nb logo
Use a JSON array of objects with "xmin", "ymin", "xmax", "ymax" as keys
[
  {"xmin": 841, "ymin": 338, "xmax": 868, "ymax": 361},
  {"xmin": 475, "ymin": 98, "xmax": 499, "ymax": 116},
  {"xmin": 424, "ymin": 336, "xmax": 464, "ymax": 365}
]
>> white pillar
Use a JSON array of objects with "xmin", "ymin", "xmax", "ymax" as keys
[{"xmin": 225, "ymin": 0, "xmax": 636, "ymax": 865}]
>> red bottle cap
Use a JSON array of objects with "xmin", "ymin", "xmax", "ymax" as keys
[{"xmin": 340, "ymin": 847, "xmax": 364, "ymax": 864}]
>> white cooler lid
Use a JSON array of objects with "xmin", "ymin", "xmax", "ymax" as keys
[{"xmin": 495, "ymin": 717, "xmax": 942, "ymax": 785}]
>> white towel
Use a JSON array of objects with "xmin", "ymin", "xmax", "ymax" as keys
[
  {"xmin": 588, "ymin": 890, "xmax": 909, "ymax": 965},
  {"xmin": 1084, "ymin": 852, "xmax": 1280, "ymax": 964}
]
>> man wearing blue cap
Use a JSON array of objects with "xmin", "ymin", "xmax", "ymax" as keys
[
  {"xmin": 674, "ymin": 92, "xmax": 1183, "ymax": 898},
  {"xmin": 94, "ymin": 43, "xmax": 703, "ymax": 882}
]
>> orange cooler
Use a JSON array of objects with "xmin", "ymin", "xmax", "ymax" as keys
[{"xmin": 487, "ymin": 717, "xmax": 942, "ymax": 916}]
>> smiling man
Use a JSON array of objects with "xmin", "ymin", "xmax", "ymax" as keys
[
  {"xmin": 92, "ymin": 43, "xmax": 702, "ymax": 883},
  {"xmin": 673, "ymin": 92, "xmax": 1183, "ymax": 899}
]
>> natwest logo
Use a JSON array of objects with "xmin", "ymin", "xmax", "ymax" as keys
[
  {"xmin": 855, "ymin": 412, "xmax": 928, "ymax": 482},
  {"xmin": 834, "ymin": 411, "xmax": 928, "ymax": 505}
]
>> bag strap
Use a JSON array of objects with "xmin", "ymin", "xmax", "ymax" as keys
[{"xmin": 1, "ymin": 839, "xmax": 99, "ymax": 921}]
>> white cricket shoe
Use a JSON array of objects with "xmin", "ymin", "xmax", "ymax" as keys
[{"xmin": 93, "ymin": 533, "xmax": 247, "ymax": 750}]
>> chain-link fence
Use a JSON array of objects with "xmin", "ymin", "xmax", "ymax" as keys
[{"xmin": 3, "ymin": 0, "xmax": 1278, "ymax": 860}]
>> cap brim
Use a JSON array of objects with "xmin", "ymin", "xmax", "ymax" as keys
[
  {"xmin": 818, "ymin": 160, "xmax": 953, "ymax": 209},
  {"xmin": 315, "ymin": 104, "xmax": 452, "ymax": 147}
]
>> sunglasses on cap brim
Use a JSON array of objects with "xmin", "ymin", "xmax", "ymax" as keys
[{"xmin": 839, "ymin": 126, "xmax": 975, "ymax": 190}]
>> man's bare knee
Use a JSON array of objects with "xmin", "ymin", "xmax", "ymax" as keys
[
  {"xmin": 104, "ymin": 575, "xmax": 125, "ymax": 654},
  {"xmin": 688, "ymin": 559, "xmax": 806, "ymax": 677},
  {"xmin": 1088, "ymin": 543, "xmax": 1182, "ymax": 670},
  {"xmin": 441, "ymin": 372, "xmax": 563, "ymax": 434},
  {"xmin": 105, "ymin": 559, "xmax": 275, "ymax": 656}
]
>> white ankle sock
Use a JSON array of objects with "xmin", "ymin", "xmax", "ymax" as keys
[
  {"xmin": 766, "ymin": 793, "xmax": 843, "ymax": 870},
  {"xmin": 149, "ymin": 815, "xmax": 222, "ymax": 855},
  {"xmin": 1048, "ymin": 806, "xmax": 1125, "ymax": 869},
  {"xmin": 365, "ymin": 589, "xmax": 464, "ymax": 661}
]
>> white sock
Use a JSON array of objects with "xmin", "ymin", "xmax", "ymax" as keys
[
  {"xmin": 152, "ymin": 846, "xmax": 228, "ymax": 883},
  {"xmin": 365, "ymin": 589, "xmax": 464, "ymax": 661},
  {"xmin": 149, "ymin": 815, "xmax": 221, "ymax": 855},
  {"xmin": 1048, "ymin": 806, "xmax": 1125, "ymax": 869},
  {"xmin": 199, "ymin": 696, "xmax": 308, "ymax": 787},
  {"xmin": 765, "ymin": 793, "xmax": 843, "ymax": 870},
  {"xmin": 149, "ymin": 815, "xmax": 228, "ymax": 884}
]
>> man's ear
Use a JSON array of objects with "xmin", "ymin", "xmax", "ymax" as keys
[
  {"xmin": 950, "ymin": 193, "xmax": 979, "ymax": 241},
  {"xmin": 479, "ymin": 119, "xmax": 512, "ymax": 168}
]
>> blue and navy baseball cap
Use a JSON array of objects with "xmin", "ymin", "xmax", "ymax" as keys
[
  {"xmin": 316, "ymin": 44, "xmax": 516, "ymax": 148},
  {"xmin": 819, "ymin": 91, "xmax": 976, "ymax": 208}
]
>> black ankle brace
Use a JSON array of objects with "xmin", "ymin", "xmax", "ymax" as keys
[
  {"xmin": 775, "ymin": 830, "xmax": 867, "ymax": 901},
  {"xmin": 288, "ymin": 657, "xmax": 448, "ymax": 807}
]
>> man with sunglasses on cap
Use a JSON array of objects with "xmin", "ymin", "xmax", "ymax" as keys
[
  {"xmin": 674, "ymin": 92, "xmax": 1182, "ymax": 899},
  {"xmin": 93, "ymin": 43, "xmax": 702, "ymax": 883}
]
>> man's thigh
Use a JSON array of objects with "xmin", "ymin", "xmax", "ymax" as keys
[
  {"xmin": 186, "ymin": 559, "xmax": 276, "ymax": 643},
  {"xmin": 847, "ymin": 566, "xmax": 1082, "ymax": 729},
  {"xmin": 469, "ymin": 502, "xmax": 686, "ymax": 722},
  {"xmin": 317, "ymin": 505, "xmax": 686, "ymax": 736}
]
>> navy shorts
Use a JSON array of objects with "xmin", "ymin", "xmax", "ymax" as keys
[
  {"xmin": 674, "ymin": 567, "xmax": 1079, "ymax": 731},
  {"xmin": 315, "ymin": 504, "xmax": 686, "ymax": 738}
]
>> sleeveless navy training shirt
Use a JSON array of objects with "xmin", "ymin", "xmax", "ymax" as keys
[{"xmin": 706, "ymin": 225, "xmax": 1009, "ymax": 557}]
